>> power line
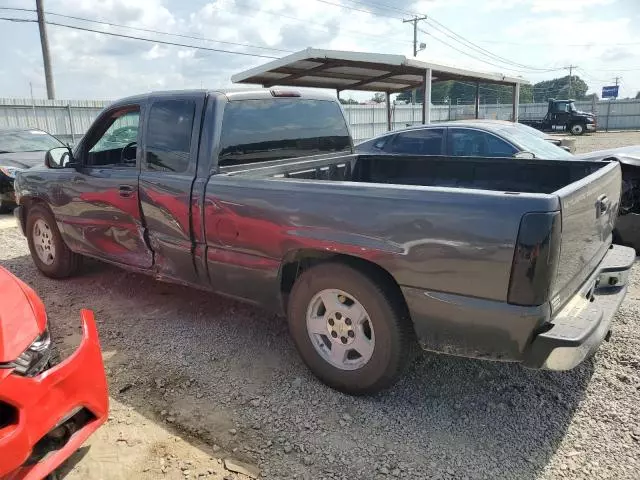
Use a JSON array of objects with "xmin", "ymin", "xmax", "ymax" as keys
[
  {"xmin": 417, "ymin": 27, "xmax": 548, "ymax": 74},
  {"xmin": 226, "ymin": 1, "xmax": 413, "ymax": 46},
  {"xmin": 0, "ymin": 4, "xmax": 413, "ymax": 47},
  {"xmin": 311, "ymin": 0, "xmax": 404, "ymax": 20},
  {"xmin": 423, "ymin": 18, "xmax": 560, "ymax": 72},
  {"xmin": 48, "ymin": 11, "xmax": 293, "ymax": 53},
  {"xmin": 0, "ymin": 6, "xmax": 293, "ymax": 53},
  {"xmin": 340, "ymin": 0, "xmax": 416, "ymax": 16},
  {"xmin": 477, "ymin": 39, "xmax": 640, "ymax": 47},
  {"xmin": 0, "ymin": 16, "xmax": 280, "ymax": 59},
  {"xmin": 329, "ymin": 2, "xmax": 563, "ymax": 72}
]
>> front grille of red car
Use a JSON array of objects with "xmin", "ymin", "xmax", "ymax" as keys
[{"xmin": 0, "ymin": 400, "xmax": 18, "ymax": 430}]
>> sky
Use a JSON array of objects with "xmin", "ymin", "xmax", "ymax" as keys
[{"xmin": 0, "ymin": 0, "xmax": 638, "ymax": 101}]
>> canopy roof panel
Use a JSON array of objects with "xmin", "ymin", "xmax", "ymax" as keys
[{"xmin": 232, "ymin": 48, "xmax": 530, "ymax": 93}]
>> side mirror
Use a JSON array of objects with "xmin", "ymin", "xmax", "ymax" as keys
[
  {"xmin": 45, "ymin": 146, "xmax": 76, "ymax": 169},
  {"xmin": 513, "ymin": 151, "xmax": 536, "ymax": 159}
]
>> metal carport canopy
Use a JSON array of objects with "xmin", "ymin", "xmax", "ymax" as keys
[{"xmin": 231, "ymin": 48, "xmax": 530, "ymax": 128}]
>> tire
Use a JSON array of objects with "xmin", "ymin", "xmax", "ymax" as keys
[
  {"xmin": 26, "ymin": 204, "xmax": 81, "ymax": 278},
  {"xmin": 570, "ymin": 123, "xmax": 585, "ymax": 135},
  {"xmin": 287, "ymin": 262, "xmax": 414, "ymax": 395}
]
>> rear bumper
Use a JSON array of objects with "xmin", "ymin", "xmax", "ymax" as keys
[
  {"xmin": 587, "ymin": 123, "xmax": 597, "ymax": 131},
  {"xmin": 522, "ymin": 244, "xmax": 635, "ymax": 370},
  {"xmin": 0, "ymin": 310, "xmax": 109, "ymax": 480}
]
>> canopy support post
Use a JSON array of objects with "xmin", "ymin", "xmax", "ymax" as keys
[
  {"xmin": 386, "ymin": 91, "xmax": 392, "ymax": 131},
  {"xmin": 512, "ymin": 83, "xmax": 520, "ymax": 122},
  {"xmin": 475, "ymin": 82, "xmax": 480, "ymax": 119},
  {"xmin": 422, "ymin": 67, "xmax": 432, "ymax": 124}
]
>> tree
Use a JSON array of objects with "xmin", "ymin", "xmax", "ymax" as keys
[
  {"xmin": 531, "ymin": 75, "xmax": 589, "ymax": 101},
  {"xmin": 339, "ymin": 98, "xmax": 359, "ymax": 105},
  {"xmin": 371, "ymin": 92, "xmax": 386, "ymax": 103},
  {"xmin": 396, "ymin": 81, "xmax": 531, "ymax": 105},
  {"xmin": 636, "ymin": 91, "xmax": 640, "ymax": 99},
  {"xmin": 395, "ymin": 75, "xmax": 593, "ymax": 105}
]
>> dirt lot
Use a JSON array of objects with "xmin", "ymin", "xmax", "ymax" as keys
[
  {"xmin": 1, "ymin": 131, "xmax": 639, "ymax": 480},
  {"xmin": 555, "ymin": 130, "xmax": 640, "ymax": 154}
]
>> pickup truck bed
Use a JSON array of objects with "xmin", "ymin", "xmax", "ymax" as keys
[
  {"xmin": 13, "ymin": 88, "xmax": 635, "ymax": 394},
  {"xmin": 228, "ymin": 153, "xmax": 603, "ymax": 193}
]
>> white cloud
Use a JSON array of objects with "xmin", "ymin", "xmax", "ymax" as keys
[
  {"xmin": 0, "ymin": 0, "xmax": 638, "ymax": 100},
  {"xmin": 485, "ymin": 0, "xmax": 615, "ymax": 12}
]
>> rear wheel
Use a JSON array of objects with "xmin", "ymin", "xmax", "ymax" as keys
[
  {"xmin": 570, "ymin": 123, "xmax": 585, "ymax": 135},
  {"xmin": 26, "ymin": 204, "xmax": 81, "ymax": 278},
  {"xmin": 287, "ymin": 262, "xmax": 414, "ymax": 394}
]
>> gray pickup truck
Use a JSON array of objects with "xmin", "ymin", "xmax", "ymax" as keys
[{"xmin": 13, "ymin": 89, "xmax": 635, "ymax": 394}]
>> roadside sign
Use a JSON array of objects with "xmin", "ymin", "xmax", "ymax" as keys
[{"xmin": 602, "ymin": 85, "xmax": 619, "ymax": 98}]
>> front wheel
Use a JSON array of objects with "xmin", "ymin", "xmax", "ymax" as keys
[
  {"xmin": 570, "ymin": 123, "xmax": 585, "ymax": 135},
  {"xmin": 287, "ymin": 262, "xmax": 414, "ymax": 395},
  {"xmin": 26, "ymin": 204, "xmax": 81, "ymax": 278}
]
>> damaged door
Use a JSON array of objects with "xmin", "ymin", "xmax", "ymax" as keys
[
  {"xmin": 61, "ymin": 104, "xmax": 153, "ymax": 268},
  {"xmin": 138, "ymin": 93, "xmax": 205, "ymax": 285}
]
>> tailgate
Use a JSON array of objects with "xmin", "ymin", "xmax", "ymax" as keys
[{"xmin": 551, "ymin": 161, "xmax": 621, "ymax": 312}]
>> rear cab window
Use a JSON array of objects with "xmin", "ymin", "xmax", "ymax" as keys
[{"xmin": 218, "ymin": 98, "xmax": 351, "ymax": 166}]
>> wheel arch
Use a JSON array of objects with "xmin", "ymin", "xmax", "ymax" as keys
[
  {"xmin": 279, "ymin": 249, "xmax": 410, "ymax": 320},
  {"xmin": 17, "ymin": 196, "xmax": 49, "ymax": 234}
]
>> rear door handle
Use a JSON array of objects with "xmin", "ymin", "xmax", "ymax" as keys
[{"xmin": 118, "ymin": 185, "xmax": 134, "ymax": 198}]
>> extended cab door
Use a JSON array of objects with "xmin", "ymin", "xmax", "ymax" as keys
[
  {"xmin": 60, "ymin": 103, "xmax": 153, "ymax": 268},
  {"xmin": 138, "ymin": 92, "xmax": 206, "ymax": 284}
]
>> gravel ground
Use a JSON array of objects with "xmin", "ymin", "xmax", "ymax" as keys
[
  {"xmin": 1, "ymin": 132, "xmax": 639, "ymax": 480},
  {"xmin": 554, "ymin": 130, "xmax": 640, "ymax": 154}
]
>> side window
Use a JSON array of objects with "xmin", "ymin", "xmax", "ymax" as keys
[
  {"xmin": 145, "ymin": 100, "xmax": 195, "ymax": 173},
  {"xmin": 86, "ymin": 109, "xmax": 139, "ymax": 167},
  {"xmin": 373, "ymin": 138, "xmax": 387, "ymax": 150},
  {"xmin": 485, "ymin": 134, "xmax": 517, "ymax": 157},
  {"xmin": 388, "ymin": 129, "xmax": 444, "ymax": 155},
  {"xmin": 448, "ymin": 128, "xmax": 516, "ymax": 157}
]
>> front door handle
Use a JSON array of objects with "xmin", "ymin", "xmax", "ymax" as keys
[{"xmin": 118, "ymin": 185, "xmax": 134, "ymax": 198}]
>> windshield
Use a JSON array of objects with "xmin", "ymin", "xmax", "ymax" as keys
[
  {"xmin": 497, "ymin": 125, "xmax": 574, "ymax": 160},
  {"xmin": 0, "ymin": 130, "xmax": 63, "ymax": 153}
]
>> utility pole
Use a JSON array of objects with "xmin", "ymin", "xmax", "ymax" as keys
[
  {"xmin": 613, "ymin": 76, "xmax": 622, "ymax": 100},
  {"xmin": 36, "ymin": 0, "xmax": 55, "ymax": 99},
  {"xmin": 403, "ymin": 15, "xmax": 427, "ymax": 105},
  {"xmin": 566, "ymin": 64, "xmax": 577, "ymax": 99},
  {"xmin": 403, "ymin": 15, "xmax": 428, "ymax": 57}
]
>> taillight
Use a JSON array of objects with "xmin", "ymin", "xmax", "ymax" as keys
[
  {"xmin": 507, "ymin": 212, "xmax": 561, "ymax": 306},
  {"xmin": 270, "ymin": 89, "xmax": 301, "ymax": 97}
]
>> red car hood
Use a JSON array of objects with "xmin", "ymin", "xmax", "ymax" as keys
[{"xmin": 0, "ymin": 266, "xmax": 47, "ymax": 363}]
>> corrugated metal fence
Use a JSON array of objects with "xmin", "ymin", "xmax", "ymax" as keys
[
  {"xmin": 1, "ymin": 97, "xmax": 639, "ymax": 144},
  {"xmin": 0, "ymin": 98, "xmax": 109, "ymax": 145}
]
